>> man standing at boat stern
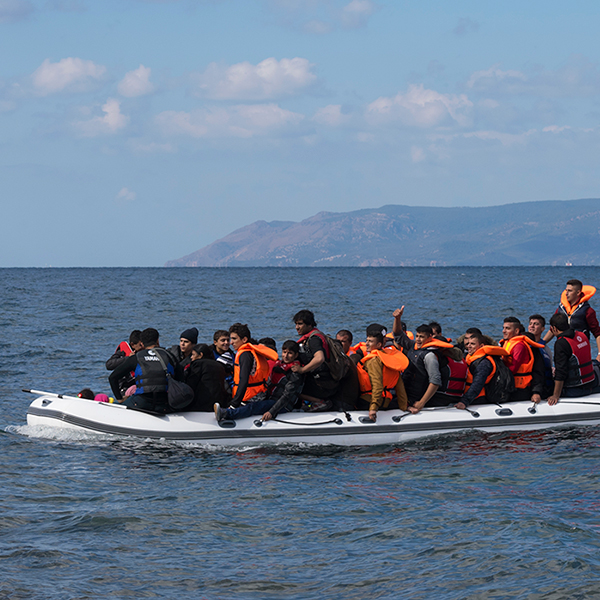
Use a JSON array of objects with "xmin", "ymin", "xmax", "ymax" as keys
[
  {"xmin": 109, "ymin": 328, "xmax": 183, "ymax": 413},
  {"xmin": 544, "ymin": 279, "xmax": 600, "ymax": 361}
]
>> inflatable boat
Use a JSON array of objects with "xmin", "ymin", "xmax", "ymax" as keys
[{"xmin": 24, "ymin": 389, "xmax": 600, "ymax": 447}]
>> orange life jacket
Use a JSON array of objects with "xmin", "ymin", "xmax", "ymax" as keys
[
  {"xmin": 233, "ymin": 343, "xmax": 279, "ymax": 402},
  {"xmin": 560, "ymin": 285, "xmax": 596, "ymax": 316},
  {"xmin": 357, "ymin": 346, "xmax": 409, "ymax": 400},
  {"xmin": 500, "ymin": 335, "xmax": 544, "ymax": 389},
  {"xmin": 465, "ymin": 346, "xmax": 508, "ymax": 398},
  {"xmin": 350, "ymin": 341, "xmax": 367, "ymax": 356}
]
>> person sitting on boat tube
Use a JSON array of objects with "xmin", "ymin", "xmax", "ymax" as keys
[
  {"xmin": 400, "ymin": 324, "xmax": 468, "ymax": 413},
  {"xmin": 108, "ymin": 328, "xmax": 184, "ymax": 414},
  {"xmin": 105, "ymin": 329, "xmax": 143, "ymax": 398},
  {"xmin": 227, "ymin": 323, "xmax": 278, "ymax": 409},
  {"xmin": 356, "ymin": 331, "xmax": 409, "ymax": 421},
  {"xmin": 544, "ymin": 279, "xmax": 600, "ymax": 362},
  {"xmin": 215, "ymin": 340, "xmax": 304, "ymax": 422},
  {"xmin": 546, "ymin": 313, "xmax": 600, "ymax": 405},
  {"xmin": 210, "ymin": 330, "xmax": 235, "ymax": 397},
  {"xmin": 456, "ymin": 330, "xmax": 514, "ymax": 409},
  {"xmin": 528, "ymin": 314, "xmax": 554, "ymax": 398},
  {"xmin": 170, "ymin": 327, "xmax": 198, "ymax": 369},
  {"xmin": 500, "ymin": 317, "xmax": 545, "ymax": 404},
  {"xmin": 184, "ymin": 343, "xmax": 227, "ymax": 412},
  {"xmin": 349, "ymin": 323, "xmax": 390, "ymax": 364},
  {"xmin": 292, "ymin": 309, "xmax": 339, "ymax": 411}
]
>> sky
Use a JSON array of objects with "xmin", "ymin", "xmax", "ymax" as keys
[{"xmin": 1, "ymin": 0, "xmax": 600, "ymax": 266}]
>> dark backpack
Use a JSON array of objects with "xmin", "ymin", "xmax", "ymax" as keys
[
  {"xmin": 307, "ymin": 331, "xmax": 350, "ymax": 382},
  {"xmin": 486, "ymin": 356, "xmax": 515, "ymax": 403}
]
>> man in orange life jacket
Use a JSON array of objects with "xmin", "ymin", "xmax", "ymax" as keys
[
  {"xmin": 544, "ymin": 279, "xmax": 600, "ymax": 361},
  {"xmin": 547, "ymin": 313, "xmax": 599, "ymax": 405},
  {"xmin": 227, "ymin": 323, "xmax": 278, "ymax": 409},
  {"xmin": 456, "ymin": 329, "xmax": 511, "ymax": 409},
  {"xmin": 500, "ymin": 317, "xmax": 545, "ymax": 403},
  {"xmin": 356, "ymin": 331, "xmax": 409, "ymax": 421},
  {"xmin": 215, "ymin": 340, "xmax": 304, "ymax": 422}
]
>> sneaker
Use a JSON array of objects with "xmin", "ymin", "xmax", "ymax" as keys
[{"xmin": 214, "ymin": 403, "xmax": 226, "ymax": 422}]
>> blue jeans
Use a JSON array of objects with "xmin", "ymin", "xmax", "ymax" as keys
[{"xmin": 225, "ymin": 399, "xmax": 285, "ymax": 420}]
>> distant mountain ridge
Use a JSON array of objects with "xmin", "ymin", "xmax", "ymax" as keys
[{"xmin": 165, "ymin": 198, "xmax": 600, "ymax": 267}]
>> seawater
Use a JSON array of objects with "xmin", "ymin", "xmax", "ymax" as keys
[{"xmin": 2, "ymin": 267, "xmax": 600, "ymax": 600}]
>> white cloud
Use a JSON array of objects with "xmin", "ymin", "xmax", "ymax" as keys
[
  {"xmin": 118, "ymin": 65, "xmax": 154, "ymax": 97},
  {"xmin": 467, "ymin": 65, "xmax": 527, "ymax": 90},
  {"xmin": 116, "ymin": 187, "xmax": 136, "ymax": 202},
  {"xmin": 542, "ymin": 125, "xmax": 571, "ymax": 133},
  {"xmin": 466, "ymin": 57, "xmax": 600, "ymax": 97},
  {"xmin": 341, "ymin": 0, "xmax": 376, "ymax": 29},
  {"xmin": 192, "ymin": 57, "xmax": 317, "ymax": 100},
  {"xmin": 75, "ymin": 98, "xmax": 128, "ymax": 136},
  {"xmin": 155, "ymin": 103, "xmax": 304, "ymax": 138},
  {"xmin": 32, "ymin": 57, "xmax": 106, "ymax": 95},
  {"xmin": 0, "ymin": 0, "xmax": 34, "ymax": 23},
  {"xmin": 366, "ymin": 84, "xmax": 473, "ymax": 127},
  {"xmin": 313, "ymin": 104, "xmax": 348, "ymax": 126},
  {"xmin": 463, "ymin": 129, "xmax": 536, "ymax": 146}
]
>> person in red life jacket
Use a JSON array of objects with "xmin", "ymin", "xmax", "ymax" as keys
[
  {"xmin": 215, "ymin": 340, "xmax": 304, "ymax": 422},
  {"xmin": 356, "ymin": 331, "xmax": 409, "ymax": 421},
  {"xmin": 546, "ymin": 313, "xmax": 599, "ymax": 405},
  {"xmin": 184, "ymin": 343, "xmax": 227, "ymax": 411},
  {"xmin": 105, "ymin": 330, "xmax": 143, "ymax": 398},
  {"xmin": 544, "ymin": 279, "xmax": 600, "ymax": 361},
  {"xmin": 109, "ymin": 328, "xmax": 184, "ymax": 414},
  {"xmin": 227, "ymin": 323, "xmax": 278, "ymax": 409},
  {"xmin": 500, "ymin": 317, "xmax": 545, "ymax": 403},
  {"xmin": 292, "ymin": 309, "xmax": 338, "ymax": 410},
  {"xmin": 170, "ymin": 327, "xmax": 198, "ymax": 369},
  {"xmin": 528, "ymin": 314, "xmax": 554, "ymax": 398},
  {"xmin": 456, "ymin": 330, "xmax": 513, "ymax": 409},
  {"xmin": 336, "ymin": 330, "xmax": 353, "ymax": 355}
]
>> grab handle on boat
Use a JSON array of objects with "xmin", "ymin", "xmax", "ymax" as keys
[
  {"xmin": 392, "ymin": 412, "xmax": 411, "ymax": 423},
  {"xmin": 465, "ymin": 407, "xmax": 480, "ymax": 418},
  {"xmin": 495, "ymin": 408, "xmax": 513, "ymax": 416},
  {"xmin": 528, "ymin": 403, "xmax": 537, "ymax": 414},
  {"xmin": 359, "ymin": 416, "xmax": 375, "ymax": 424}
]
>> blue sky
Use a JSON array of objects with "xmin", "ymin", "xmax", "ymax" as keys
[{"xmin": 1, "ymin": 0, "xmax": 599, "ymax": 266}]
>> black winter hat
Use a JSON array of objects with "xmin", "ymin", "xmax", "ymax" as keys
[{"xmin": 180, "ymin": 327, "xmax": 199, "ymax": 344}]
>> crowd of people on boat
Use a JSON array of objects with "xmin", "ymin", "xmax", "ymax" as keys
[{"xmin": 93, "ymin": 278, "xmax": 600, "ymax": 422}]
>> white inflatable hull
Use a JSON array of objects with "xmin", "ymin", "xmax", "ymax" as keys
[{"xmin": 26, "ymin": 393, "xmax": 600, "ymax": 447}]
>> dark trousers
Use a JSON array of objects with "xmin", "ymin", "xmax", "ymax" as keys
[{"xmin": 225, "ymin": 399, "xmax": 289, "ymax": 420}]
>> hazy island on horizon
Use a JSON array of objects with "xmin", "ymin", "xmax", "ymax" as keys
[{"xmin": 165, "ymin": 198, "xmax": 600, "ymax": 268}]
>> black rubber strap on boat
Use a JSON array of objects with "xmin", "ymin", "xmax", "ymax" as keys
[{"xmin": 272, "ymin": 417, "xmax": 343, "ymax": 426}]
